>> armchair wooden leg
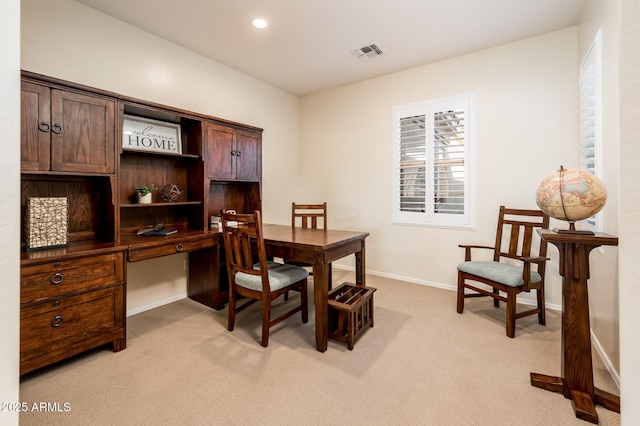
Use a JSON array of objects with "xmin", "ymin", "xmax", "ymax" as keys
[
  {"xmin": 261, "ymin": 301, "xmax": 271, "ymax": 347},
  {"xmin": 456, "ymin": 273, "xmax": 465, "ymax": 314},
  {"xmin": 301, "ymin": 282, "xmax": 309, "ymax": 323},
  {"xmin": 506, "ymin": 290, "xmax": 516, "ymax": 338},
  {"xmin": 228, "ymin": 293, "xmax": 236, "ymax": 331},
  {"xmin": 493, "ymin": 289, "xmax": 500, "ymax": 308}
]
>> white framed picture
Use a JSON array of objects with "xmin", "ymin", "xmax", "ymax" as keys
[{"xmin": 123, "ymin": 115, "xmax": 182, "ymax": 154}]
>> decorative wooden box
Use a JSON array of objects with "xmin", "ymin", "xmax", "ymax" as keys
[
  {"xmin": 328, "ymin": 282, "xmax": 376, "ymax": 350},
  {"xmin": 24, "ymin": 197, "xmax": 69, "ymax": 250}
]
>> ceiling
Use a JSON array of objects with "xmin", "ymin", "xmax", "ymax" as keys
[{"xmin": 74, "ymin": 0, "xmax": 587, "ymax": 96}]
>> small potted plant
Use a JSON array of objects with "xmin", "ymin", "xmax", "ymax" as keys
[{"xmin": 135, "ymin": 184, "xmax": 158, "ymax": 204}]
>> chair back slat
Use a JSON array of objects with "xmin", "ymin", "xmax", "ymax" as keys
[
  {"xmin": 508, "ymin": 224, "xmax": 520, "ymax": 256},
  {"xmin": 292, "ymin": 202, "xmax": 327, "ymax": 229},
  {"xmin": 494, "ymin": 206, "xmax": 550, "ymax": 271},
  {"xmin": 521, "ymin": 225, "xmax": 534, "ymax": 257}
]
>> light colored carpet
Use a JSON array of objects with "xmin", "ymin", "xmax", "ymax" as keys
[{"xmin": 19, "ymin": 271, "xmax": 620, "ymax": 425}]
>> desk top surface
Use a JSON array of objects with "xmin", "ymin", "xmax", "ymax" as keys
[{"xmin": 262, "ymin": 224, "xmax": 369, "ymax": 248}]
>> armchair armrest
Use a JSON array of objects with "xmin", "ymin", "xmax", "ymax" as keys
[
  {"xmin": 520, "ymin": 256, "xmax": 550, "ymax": 290},
  {"xmin": 458, "ymin": 244, "xmax": 494, "ymax": 261}
]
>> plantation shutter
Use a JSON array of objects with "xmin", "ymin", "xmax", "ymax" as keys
[
  {"xmin": 398, "ymin": 114, "xmax": 426, "ymax": 213},
  {"xmin": 433, "ymin": 109, "xmax": 465, "ymax": 215},
  {"xmin": 579, "ymin": 30, "xmax": 602, "ymax": 232},
  {"xmin": 393, "ymin": 94, "xmax": 475, "ymax": 228}
]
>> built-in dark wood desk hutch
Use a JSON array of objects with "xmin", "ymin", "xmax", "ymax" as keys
[{"xmin": 19, "ymin": 71, "xmax": 262, "ymax": 374}]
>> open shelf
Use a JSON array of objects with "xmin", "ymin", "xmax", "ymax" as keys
[
  {"xmin": 121, "ymin": 148, "xmax": 200, "ymax": 160},
  {"xmin": 121, "ymin": 201, "xmax": 202, "ymax": 208}
]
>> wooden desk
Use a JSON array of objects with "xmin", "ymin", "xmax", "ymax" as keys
[
  {"xmin": 531, "ymin": 230, "xmax": 619, "ymax": 424},
  {"xmin": 262, "ymin": 225, "xmax": 369, "ymax": 352}
]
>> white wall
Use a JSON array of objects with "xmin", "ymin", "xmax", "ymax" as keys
[
  {"xmin": 21, "ymin": 0, "xmax": 301, "ymax": 314},
  {"xmin": 576, "ymin": 0, "xmax": 622, "ymax": 378},
  {"xmin": 0, "ymin": 0, "xmax": 21, "ymax": 424},
  {"xmin": 300, "ymin": 28, "xmax": 578, "ymax": 309},
  {"xmin": 618, "ymin": 0, "xmax": 640, "ymax": 422}
]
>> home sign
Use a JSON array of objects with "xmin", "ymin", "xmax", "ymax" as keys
[{"xmin": 123, "ymin": 115, "xmax": 182, "ymax": 154}]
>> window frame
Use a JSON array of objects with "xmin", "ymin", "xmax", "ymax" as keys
[
  {"xmin": 579, "ymin": 29, "xmax": 603, "ymax": 233},
  {"xmin": 392, "ymin": 93, "xmax": 476, "ymax": 229}
]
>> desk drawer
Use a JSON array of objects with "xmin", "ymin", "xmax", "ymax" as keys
[
  {"xmin": 127, "ymin": 236, "xmax": 215, "ymax": 262},
  {"xmin": 20, "ymin": 285, "xmax": 124, "ymax": 354},
  {"xmin": 21, "ymin": 253, "xmax": 125, "ymax": 304}
]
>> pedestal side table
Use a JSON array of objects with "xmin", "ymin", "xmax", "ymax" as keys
[{"xmin": 531, "ymin": 230, "xmax": 619, "ymax": 424}]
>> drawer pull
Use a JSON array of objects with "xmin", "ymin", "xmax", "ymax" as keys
[
  {"xmin": 175, "ymin": 243, "xmax": 184, "ymax": 252},
  {"xmin": 50, "ymin": 273, "xmax": 64, "ymax": 285},
  {"xmin": 50, "ymin": 316, "xmax": 64, "ymax": 327}
]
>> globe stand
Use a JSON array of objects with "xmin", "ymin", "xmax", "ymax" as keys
[
  {"xmin": 532, "ymin": 230, "xmax": 619, "ymax": 423},
  {"xmin": 553, "ymin": 221, "xmax": 595, "ymax": 235}
]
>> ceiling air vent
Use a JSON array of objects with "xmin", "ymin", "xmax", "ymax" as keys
[{"xmin": 353, "ymin": 43, "xmax": 384, "ymax": 61}]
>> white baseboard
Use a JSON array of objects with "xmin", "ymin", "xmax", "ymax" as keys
[
  {"xmin": 591, "ymin": 331, "xmax": 621, "ymax": 388},
  {"xmin": 126, "ymin": 292, "xmax": 188, "ymax": 317}
]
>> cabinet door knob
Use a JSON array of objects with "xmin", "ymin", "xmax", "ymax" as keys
[
  {"xmin": 51, "ymin": 123, "xmax": 63, "ymax": 134},
  {"xmin": 50, "ymin": 316, "xmax": 64, "ymax": 328},
  {"xmin": 38, "ymin": 122, "xmax": 51, "ymax": 132},
  {"xmin": 175, "ymin": 243, "xmax": 184, "ymax": 252},
  {"xmin": 50, "ymin": 272, "xmax": 64, "ymax": 285},
  {"xmin": 236, "ymin": 150, "xmax": 241, "ymax": 156}
]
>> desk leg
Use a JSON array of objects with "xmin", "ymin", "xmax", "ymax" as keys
[
  {"xmin": 313, "ymin": 259, "xmax": 331, "ymax": 352},
  {"xmin": 355, "ymin": 240, "xmax": 366, "ymax": 287}
]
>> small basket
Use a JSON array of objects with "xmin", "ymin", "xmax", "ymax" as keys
[{"xmin": 328, "ymin": 283, "xmax": 376, "ymax": 350}]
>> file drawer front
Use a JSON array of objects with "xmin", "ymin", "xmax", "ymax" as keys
[
  {"xmin": 21, "ymin": 253, "xmax": 125, "ymax": 304},
  {"xmin": 20, "ymin": 286, "xmax": 123, "ymax": 354}
]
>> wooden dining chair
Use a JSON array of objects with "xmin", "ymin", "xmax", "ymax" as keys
[
  {"xmin": 284, "ymin": 202, "xmax": 327, "ymax": 272},
  {"xmin": 283, "ymin": 202, "xmax": 329, "ymax": 300},
  {"xmin": 456, "ymin": 206, "xmax": 550, "ymax": 338},
  {"xmin": 291, "ymin": 202, "xmax": 327, "ymax": 229},
  {"xmin": 221, "ymin": 210, "xmax": 309, "ymax": 347}
]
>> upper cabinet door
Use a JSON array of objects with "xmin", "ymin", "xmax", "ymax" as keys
[
  {"xmin": 205, "ymin": 122, "xmax": 236, "ymax": 180},
  {"xmin": 50, "ymin": 89, "xmax": 116, "ymax": 174},
  {"xmin": 205, "ymin": 122, "xmax": 262, "ymax": 181},
  {"xmin": 235, "ymin": 129, "xmax": 262, "ymax": 181},
  {"xmin": 20, "ymin": 82, "xmax": 51, "ymax": 171}
]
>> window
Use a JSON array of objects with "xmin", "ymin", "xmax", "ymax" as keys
[
  {"xmin": 393, "ymin": 93, "xmax": 475, "ymax": 228},
  {"xmin": 579, "ymin": 29, "xmax": 602, "ymax": 233}
]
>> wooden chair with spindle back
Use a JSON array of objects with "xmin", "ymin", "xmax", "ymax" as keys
[
  {"xmin": 284, "ymin": 202, "xmax": 327, "ymax": 272},
  {"xmin": 291, "ymin": 202, "xmax": 327, "ymax": 230},
  {"xmin": 283, "ymin": 202, "xmax": 328, "ymax": 298},
  {"xmin": 456, "ymin": 206, "xmax": 550, "ymax": 338},
  {"xmin": 221, "ymin": 210, "xmax": 309, "ymax": 347}
]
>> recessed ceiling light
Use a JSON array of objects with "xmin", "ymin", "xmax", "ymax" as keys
[{"xmin": 252, "ymin": 18, "xmax": 268, "ymax": 29}]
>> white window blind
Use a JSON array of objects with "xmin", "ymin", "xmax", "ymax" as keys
[
  {"xmin": 579, "ymin": 29, "xmax": 602, "ymax": 232},
  {"xmin": 393, "ymin": 94, "xmax": 475, "ymax": 228}
]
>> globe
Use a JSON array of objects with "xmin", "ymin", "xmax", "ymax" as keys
[{"xmin": 535, "ymin": 166, "xmax": 607, "ymax": 231}]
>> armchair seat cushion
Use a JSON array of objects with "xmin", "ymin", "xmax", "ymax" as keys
[
  {"xmin": 457, "ymin": 261, "xmax": 542, "ymax": 288},
  {"xmin": 236, "ymin": 261, "xmax": 309, "ymax": 292}
]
